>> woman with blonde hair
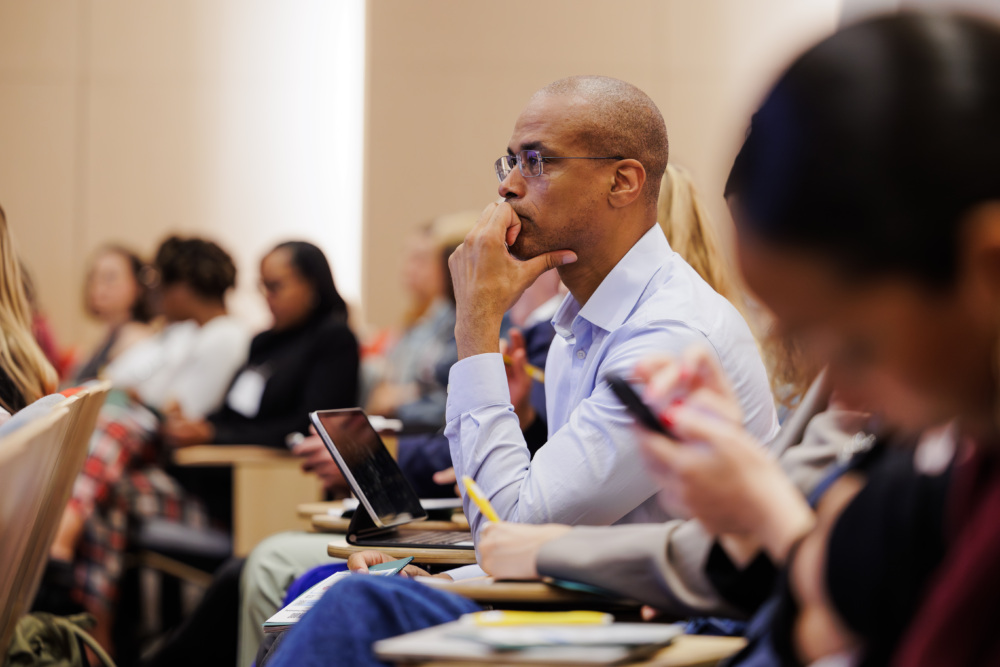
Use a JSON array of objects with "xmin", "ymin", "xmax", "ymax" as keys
[
  {"xmin": 364, "ymin": 211, "xmax": 477, "ymax": 430},
  {"xmin": 659, "ymin": 165, "xmax": 810, "ymax": 409},
  {"xmin": 657, "ymin": 163, "xmax": 742, "ymax": 307},
  {"xmin": 0, "ymin": 204, "xmax": 58, "ymax": 412}
]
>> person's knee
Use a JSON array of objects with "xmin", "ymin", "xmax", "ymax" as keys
[{"xmin": 242, "ymin": 532, "xmax": 301, "ymax": 596}]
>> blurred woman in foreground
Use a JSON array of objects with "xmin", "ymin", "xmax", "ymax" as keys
[{"xmin": 635, "ymin": 12, "xmax": 1000, "ymax": 665}]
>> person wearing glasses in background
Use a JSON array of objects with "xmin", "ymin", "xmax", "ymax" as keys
[{"xmin": 443, "ymin": 75, "xmax": 779, "ymax": 542}]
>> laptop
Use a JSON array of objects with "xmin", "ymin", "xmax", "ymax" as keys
[{"xmin": 309, "ymin": 408, "xmax": 475, "ymax": 550}]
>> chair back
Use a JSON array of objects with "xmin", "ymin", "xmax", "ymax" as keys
[{"xmin": 0, "ymin": 381, "xmax": 110, "ymax": 656}]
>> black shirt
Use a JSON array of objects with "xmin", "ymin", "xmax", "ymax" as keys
[{"xmin": 208, "ymin": 311, "xmax": 360, "ymax": 448}]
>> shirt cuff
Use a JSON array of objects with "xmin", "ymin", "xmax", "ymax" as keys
[{"xmin": 446, "ymin": 353, "xmax": 511, "ymax": 421}]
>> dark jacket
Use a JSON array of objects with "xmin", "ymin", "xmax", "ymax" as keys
[{"xmin": 209, "ymin": 312, "xmax": 359, "ymax": 447}]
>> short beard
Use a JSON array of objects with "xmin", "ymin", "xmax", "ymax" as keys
[{"xmin": 507, "ymin": 235, "xmax": 531, "ymax": 261}]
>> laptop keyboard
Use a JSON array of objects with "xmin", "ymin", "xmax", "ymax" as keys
[
  {"xmin": 374, "ymin": 530, "xmax": 475, "ymax": 546},
  {"xmin": 400, "ymin": 530, "xmax": 472, "ymax": 544}
]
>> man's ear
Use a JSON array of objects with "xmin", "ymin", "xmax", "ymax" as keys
[{"xmin": 608, "ymin": 159, "xmax": 646, "ymax": 209}]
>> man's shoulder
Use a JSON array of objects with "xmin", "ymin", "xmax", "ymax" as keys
[{"xmin": 627, "ymin": 257, "xmax": 737, "ymax": 333}]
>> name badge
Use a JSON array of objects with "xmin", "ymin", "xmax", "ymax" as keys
[{"xmin": 226, "ymin": 368, "xmax": 268, "ymax": 418}]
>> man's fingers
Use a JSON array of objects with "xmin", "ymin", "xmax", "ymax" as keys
[
  {"xmin": 468, "ymin": 201, "xmax": 517, "ymax": 246},
  {"xmin": 521, "ymin": 250, "xmax": 577, "ymax": 282}
]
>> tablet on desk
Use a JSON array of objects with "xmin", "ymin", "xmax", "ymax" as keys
[{"xmin": 310, "ymin": 408, "xmax": 474, "ymax": 550}]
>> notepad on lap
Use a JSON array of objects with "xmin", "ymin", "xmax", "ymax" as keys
[
  {"xmin": 374, "ymin": 616, "xmax": 684, "ymax": 665},
  {"xmin": 263, "ymin": 558, "xmax": 413, "ymax": 632}
]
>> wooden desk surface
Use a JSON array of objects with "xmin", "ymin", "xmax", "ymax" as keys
[
  {"xmin": 171, "ymin": 444, "xmax": 322, "ymax": 556},
  {"xmin": 312, "ymin": 514, "xmax": 470, "ymax": 534},
  {"xmin": 298, "ymin": 500, "xmax": 343, "ymax": 518},
  {"xmin": 173, "ymin": 444, "xmax": 296, "ymax": 466},
  {"xmin": 327, "ymin": 534, "xmax": 477, "ymax": 565},
  {"xmin": 407, "ymin": 634, "xmax": 746, "ymax": 667}
]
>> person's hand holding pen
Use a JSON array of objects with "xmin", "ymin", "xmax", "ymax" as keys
[
  {"xmin": 464, "ymin": 474, "xmax": 568, "ymax": 579},
  {"xmin": 479, "ymin": 522, "xmax": 572, "ymax": 579}
]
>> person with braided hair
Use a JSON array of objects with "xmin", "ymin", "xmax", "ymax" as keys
[{"xmin": 47, "ymin": 235, "xmax": 250, "ymax": 654}]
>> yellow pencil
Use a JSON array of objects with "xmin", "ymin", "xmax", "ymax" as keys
[
  {"xmin": 502, "ymin": 355, "xmax": 545, "ymax": 384},
  {"xmin": 461, "ymin": 475, "xmax": 501, "ymax": 523}
]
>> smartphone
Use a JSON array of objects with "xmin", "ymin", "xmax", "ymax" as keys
[
  {"xmin": 605, "ymin": 373, "xmax": 679, "ymax": 440},
  {"xmin": 367, "ymin": 556, "xmax": 414, "ymax": 576}
]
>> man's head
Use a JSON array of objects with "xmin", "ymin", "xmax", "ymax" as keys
[{"xmin": 500, "ymin": 76, "xmax": 668, "ymax": 261}]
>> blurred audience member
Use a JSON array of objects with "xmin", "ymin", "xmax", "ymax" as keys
[
  {"xmin": 47, "ymin": 235, "xmax": 249, "ymax": 654},
  {"xmin": 0, "ymin": 204, "xmax": 58, "ymax": 412},
  {"xmin": 661, "ymin": 165, "xmax": 813, "ymax": 415},
  {"xmin": 104, "ymin": 236, "xmax": 250, "ymax": 418},
  {"xmin": 21, "ymin": 267, "xmax": 72, "ymax": 380},
  {"xmin": 657, "ymin": 164, "xmax": 742, "ymax": 308},
  {"xmin": 73, "ymin": 246, "xmax": 154, "ymax": 383},
  {"xmin": 364, "ymin": 212, "xmax": 474, "ymax": 430},
  {"xmin": 163, "ymin": 240, "xmax": 359, "ymax": 448}
]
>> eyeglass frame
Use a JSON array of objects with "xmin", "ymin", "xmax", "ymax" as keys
[{"xmin": 494, "ymin": 149, "xmax": 623, "ymax": 182}]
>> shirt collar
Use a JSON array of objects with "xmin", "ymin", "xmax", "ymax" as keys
[{"xmin": 552, "ymin": 225, "xmax": 671, "ymax": 338}]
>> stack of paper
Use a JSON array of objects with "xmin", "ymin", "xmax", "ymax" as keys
[{"xmin": 374, "ymin": 616, "xmax": 684, "ymax": 665}]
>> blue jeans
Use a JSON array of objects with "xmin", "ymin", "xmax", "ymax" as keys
[{"xmin": 265, "ymin": 575, "xmax": 480, "ymax": 667}]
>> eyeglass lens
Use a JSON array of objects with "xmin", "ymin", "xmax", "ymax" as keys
[{"xmin": 494, "ymin": 150, "xmax": 543, "ymax": 182}]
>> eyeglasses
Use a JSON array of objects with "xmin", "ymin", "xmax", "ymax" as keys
[{"xmin": 494, "ymin": 149, "xmax": 622, "ymax": 182}]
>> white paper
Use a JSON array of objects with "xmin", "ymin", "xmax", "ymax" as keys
[{"xmin": 226, "ymin": 368, "xmax": 268, "ymax": 418}]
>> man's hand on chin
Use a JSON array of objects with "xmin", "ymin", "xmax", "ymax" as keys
[{"xmin": 449, "ymin": 201, "xmax": 576, "ymax": 360}]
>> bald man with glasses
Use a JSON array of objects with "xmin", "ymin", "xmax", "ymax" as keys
[{"xmin": 445, "ymin": 75, "xmax": 779, "ymax": 541}]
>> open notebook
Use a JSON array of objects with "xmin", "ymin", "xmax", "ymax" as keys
[{"xmin": 374, "ymin": 616, "xmax": 683, "ymax": 665}]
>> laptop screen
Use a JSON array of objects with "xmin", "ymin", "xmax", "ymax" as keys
[{"xmin": 310, "ymin": 408, "xmax": 427, "ymax": 528}]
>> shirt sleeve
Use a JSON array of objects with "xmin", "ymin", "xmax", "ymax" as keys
[
  {"xmin": 446, "ymin": 322, "xmax": 711, "ymax": 540},
  {"xmin": 536, "ymin": 522, "xmax": 746, "ymax": 617},
  {"xmin": 171, "ymin": 323, "xmax": 251, "ymax": 419}
]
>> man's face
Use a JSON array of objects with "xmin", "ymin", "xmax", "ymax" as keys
[{"xmin": 500, "ymin": 93, "xmax": 611, "ymax": 261}]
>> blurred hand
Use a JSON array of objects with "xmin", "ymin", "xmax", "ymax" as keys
[
  {"xmin": 633, "ymin": 346, "xmax": 744, "ymax": 428},
  {"xmin": 432, "ymin": 467, "xmax": 456, "ymax": 486},
  {"xmin": 431, "ymin": 467, "xmax": 462, "ymax": 497},
  {"xmin": 346, "ymin": 550, "xmax": 434, "ymax": 578},
  {"xmin": 450, "ymin": 202, "xmax": 576, "ymax": 359},
  {"xmin": 478, "ymin": 522, "xmax": 572, "ymax": 580},
  {"xmin": 162, "ymin": 415, "xmax": 214, "ymax": 448},
  {"xmin": 500, "ymin": 329, "xmax": 535, "ymax": 430},
  {"xmin": 292, "ymin": 433, "xmax": 347, "ymax": 492},
  {"xmin": 634, "ymin": 346, "xmax": 813, "ymax": 563}
]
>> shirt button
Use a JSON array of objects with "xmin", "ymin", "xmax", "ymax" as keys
[{"xmin": 576, "ymin": 350, "xmax": 586, "ymax": 360}]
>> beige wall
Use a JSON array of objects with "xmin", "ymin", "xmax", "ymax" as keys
[
  {"xmin": 0, "ymin": 0, "xmax": 364, "ymax": 356},
  {"xmin": 0, "ymin": 1, "xmax": 842, "ymax": 351},
  {"xmin": 362, "ymin": 0, "xmax": 841, "ymax": 327}
]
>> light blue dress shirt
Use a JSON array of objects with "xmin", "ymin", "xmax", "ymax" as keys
[{"xmin": 446, "ymin": 224, "xmax": 779, "ymax": 540}]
